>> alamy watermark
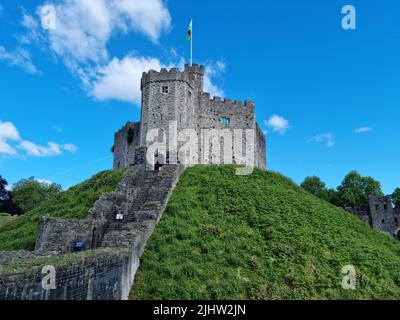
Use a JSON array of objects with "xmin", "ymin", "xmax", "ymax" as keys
[
  {"xmin": 341, "ymin": 265, "xmax": 356, "ymax": 290},
  {"xmin": 41, "ymin": 265, "xmax": 56, "ymax": 290},
  {"xmin": 145, "ymin": 121, "xmax": 256, "ymax": 175},
  {"xmin": 40, "ymin": 5, "xmax": 57, "ymax": 30},
  {"xmin": 342, "ymin": 5, "xmax": 356, "ymax": 30}
]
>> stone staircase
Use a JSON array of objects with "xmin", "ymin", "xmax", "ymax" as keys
[{"xmin": 105, "ymin": 165, "xmax": 184, "ymax": 233}]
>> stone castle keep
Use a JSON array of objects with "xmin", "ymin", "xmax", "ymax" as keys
[
  {"xmin": 0, "ymin": 64, "xmax": 266, "ymax": 300},
  {"xmin": 112, "ymin": 64, "xmax": 266, "ymax": 170}
]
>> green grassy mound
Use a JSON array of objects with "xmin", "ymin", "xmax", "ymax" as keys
[
  {"xmin": 0, "ymin": 213, "xmax": 15, "ymax": 228},
  {"xmin": 0, "ymin": 169, "xmax": 124, "ymax": 251},
  {"xmin": 131, "ymin": 166, "xmax": 400, "ymax": 300}
]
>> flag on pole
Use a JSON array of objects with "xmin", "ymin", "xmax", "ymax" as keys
[
  {"xmin": 187, "ymin": 19, "xmax": 193, "ymax": 65},
  {"xmin": 186, "ymin": 19, "xmax": 192, "ymax": 43}
]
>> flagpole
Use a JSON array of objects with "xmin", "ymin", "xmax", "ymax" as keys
[{"xmin": 190, "ymin": 19, "xmax": 193, "ymax": 66}]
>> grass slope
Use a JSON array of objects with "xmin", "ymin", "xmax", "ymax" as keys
[
  {"xmin": 0, "ymin": 213, "xmax": 15, "ymax": 228},
  {"xmin": 131, "ymin": 166, "xmax": 400, "ymax": 300},
  {"xmin": 0, "ymin": 169, "xmax": 124, "ymax": 251}
]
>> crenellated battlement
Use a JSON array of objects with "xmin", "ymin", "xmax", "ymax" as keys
[
  {"xmin": 140, "ymin": 64, "xmax": 254, "ymax": 113},
  {"xmin": 141, "ymin": 68, "xmax": 186, "ymax": 89},
  {"xmin": 184, "ymin": 63, "xmax": 205, "ymax": 75},
  {"xmin": 202, "ymin": 94, "xmax": 255, "ymax": 113},
  {"xmin": 141, "ymin": 64, "xmax": 205, "ymax": 89}
]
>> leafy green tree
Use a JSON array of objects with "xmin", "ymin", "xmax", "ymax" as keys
[
  {"xmin": 11, "ymin": 178, "xmax": 62, "ymax": 213},
  {"xmin": 0, "ymin": 175, "xmax": 9, "ymax": 212},
  {"xmin": 0, "ymin": 175, "xmax": 22, "ymax": 215},
  {"xmin": 300, "ymin": 176, "xmax": 340, "ymax": 204},
  {"xmin": 0, "ymin": 175, "xmax": 8, "ymax": 204},
  {"xmin": 392, "ymin": 188, "xmax": 400, "ymax": 208},
  {"xmin": 325, "ymin": 188, "xmax": 341, "ymax": 206},
  {"xmin": 301, "ymin": 176, "xmax": 327, "ymax": 198},
  {"xmin": 336, "ymin": 171, "xmax": 383, "ymax": 209}
]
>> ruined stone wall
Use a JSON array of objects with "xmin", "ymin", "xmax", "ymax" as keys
[
  {"xmin": 256, "ymin": 123, "xmax": 267, "ymax": 170},
  {"xmin": 34, "ymin": 217, "xmax": 100, "ymax": 253},
  {"xmin": 368, "ymin": 196, "xmax": 400, "ymax": 238},
  {"xmin": 113, "ymin": 122, "xmax": 141, "ymax": 169},
  {"xmin": 0, "ymin": 249, "xmax": 133, "ymax": 300}
]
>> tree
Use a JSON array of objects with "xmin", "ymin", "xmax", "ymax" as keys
[
  {"xmin": 301, "ymin": 176, "xmax": 327, "ymax": 199},
  {"xmin": 392, "ymin": 188, "xmax": 400, "ymax": 208},
  {"xmin": 300, "ymin": 176, "xmax": 339, "ymax": 204},
  {"xmin": 0, "ymin": 175, "xmax": 9, "ymax": 212},
  {"xmin": 11, "ymin": 178, "xmax": 61, "ymax": 213},
  {"xmin": 336, "ymin": 171, "xmax": 383, "ymax": 209},
  {"xmin": 325, "ymin": 188, "xmax": 341, "ymax": 207},
  {"xmin": 0, "ymin": 175, "xmax": 22, "ymax": 215}
]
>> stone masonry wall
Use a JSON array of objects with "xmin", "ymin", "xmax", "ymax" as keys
[
  {"xmin": 113, "ymin": 122, "xmax": 141, "ymax": 169},
  {"xmin": 34, "ymin": 217, "xmax": 99, "ymax": 253},
  {"xmin": 346, "ymin": 196, "xmax": 400, "ymax": 240},
  {"xmin": 0, "ymin": 249, "xmax": 132, "ymax": 300},
  {"xmin": 256, "ymin": 123, "xmax": 267, "ymax": 170},
  {"xmin": 0, "ymin": 165, "xmax": 185, "ymax": 300},
  {"xmin": 368, "ymin": 196, "xmax": 400, "ymax": 238},
  {"xmin": 115, "ymin": 64, "xmax": 267, "ymax": 170}
]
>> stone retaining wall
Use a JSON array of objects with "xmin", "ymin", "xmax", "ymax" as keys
[{"xmin": 0, "ymin": 165, "xmax": 185, "ymax": 300}]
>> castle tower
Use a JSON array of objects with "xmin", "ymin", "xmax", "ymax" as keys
[
  {"xmin": 139, "ymin": 64, "xmax": 204, "ymax": 163},
  {"xmin": 112, "ymin": 63, "xmax": 266, "ymax": 171}
]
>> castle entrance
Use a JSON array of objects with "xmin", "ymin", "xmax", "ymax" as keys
[
  {"xmin": 154, "ymin": 150, "xmax": 164, "ymax": 171},
  {"xmin": 155, "ymin": 161, "xmax": 162, "ymax": 171}
]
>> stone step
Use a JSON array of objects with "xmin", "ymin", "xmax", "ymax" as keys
[{"xmin": 103, "ymin": 165, "xmax": 183, "ymax": 233}]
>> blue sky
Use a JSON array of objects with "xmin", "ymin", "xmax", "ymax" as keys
[{"xmin": 0, "ymin": 0, "xmax": 399, "ymax": 194}]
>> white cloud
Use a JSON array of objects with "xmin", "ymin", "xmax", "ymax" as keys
[
  {"xmin": 308, "ymin": 133, "xmax": 335, "ymax": 148},
  {"xmin": 110, "ymin": 0, "xmax": 171, "ymax": 42},
  {"xmin": 203, "ymin": 76, "xmax": 224, "ymax": 98},
  {"xmin": 0, "ymin": 120, "xmax": 77, "ymax": 157},
  {"xmin": 0, "ymin": 121, "xmax": 21, "ymax": 155},
  {"xmin": 37, "ymin": 179, "xmax": 53, "ymax": 185},
  {"xmin": 19, "ymin": 2, "xmax": 226, "ymax": 105},
  {"xmin": 203, "ymin": 61, "xmax": 226, "ymax": 98},
  {"xmin": 32, "ymin": 0, "xmax": 171, "ymax": 65},
  {"xmin": 62, "ymin": 143, "xmax": 79, "ymax": 152},
  {"xmin": 265, "ymin": 115, "xmax": 291, "ymax": 135},
  {"xmin": 355, "ymin": 127, "xmax": 372, "ymax": 134},
  {"xmin": 22, "ymin": 13, "xmax": 36, "ymax": 29},
  {"xmin": 0, "ymin": 121, "xmax": 20, "ymax": 141},
  {"xmin": 0, "ymin": 46, "xmax": 39, "ymax": 74},
  {"xmin": 19, "ymin": 13, "xmax": 43, "ymax": 45},
  {"xmin": 90, "ymin": 56, "xmax": 228, "ymax": 104},
  {"xmin": 19, "ymin": 141, "xmax": 62, "ymax": 157},
  {"xmin": 19, "ymin": 141, "xmax": 78, "ymax": 157},
  {"xmin": 91, "ymin": 55, "xmax": 163, "ymax": 103},
  {"xmin": 43, "ymin": 0, "xmax": 111, "ymax": 65}
]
